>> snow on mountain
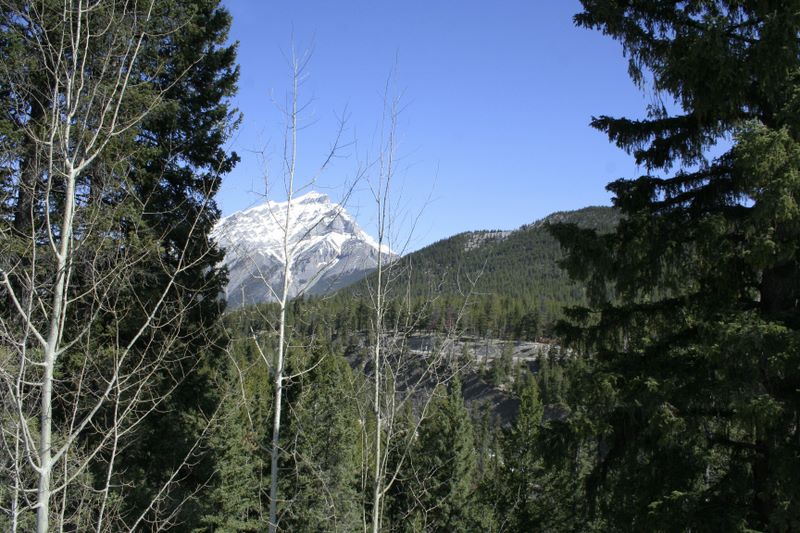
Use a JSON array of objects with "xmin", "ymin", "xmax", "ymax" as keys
[{"xmin": 212, "ymin": 191, "xmax": 395, "ymax": 308}]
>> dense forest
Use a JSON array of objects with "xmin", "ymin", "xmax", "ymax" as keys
[{"xmin": 1, "ymin": 1, "xmax": 799, "ymax": 532}]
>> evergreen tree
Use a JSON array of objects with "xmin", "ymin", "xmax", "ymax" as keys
[
  {"xmin": 551, "ymin": 2, "xmax": 800, "ymax": 530},
  {"xmin": 406, "ymin": 380, "xmax": 488, "ymax": 532},
  {"xmin": 109, "ymin": 1, "xmax": 240, "ymax": 525},
  {"xmin": 201, "ymin": 338, "xmax": 271, "ymax": 532},
  {"xmin": 0, "ymin": 1, "xmax": 238, "ymax": 528},
  {"xmin": 280, "ymin": 349, "xmax": 361, "ymax": 532},
  {"xmin": 499, "ymin": 379, "xmax": 544, "ymax": 531},
  {"xmin": 500, "ymin": 355, "xmax": 605, "ymax": 532},
  {"xmin": 382, "ymin": 403, "xmax": 420, "ymax": 533},
  {"xmin": 491, "ymin": 343, "xmax": 515, "ymax": 387}
]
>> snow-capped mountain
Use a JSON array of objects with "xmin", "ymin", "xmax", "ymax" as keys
[{"xmin": 212, "ymin": 191, "xmax": 395, "ymax": 308}]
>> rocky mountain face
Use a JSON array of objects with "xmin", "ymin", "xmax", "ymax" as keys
[{"xmin": 213, "ymin": 191, "xmax": 395, "ymax": 308}]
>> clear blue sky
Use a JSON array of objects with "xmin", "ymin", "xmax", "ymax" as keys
[{"xmin": 218, "ymin": 0, "xmax": 650, "ymax": 252}]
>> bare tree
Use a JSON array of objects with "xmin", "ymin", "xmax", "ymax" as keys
[
  {"xmin": 359, "ymin": 75, "xmax": 480, "ymax": 533},
  {"xmin": 0, "ymin": 2, "xmax": 230, "ymax": 531},
  {"xmin": 211, "ymin": 45, "xmax": 358, "ymax": 532}
]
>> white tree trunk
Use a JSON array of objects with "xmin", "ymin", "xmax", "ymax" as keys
[
  {"xmin": 268, "ymin": 211, "xmax": 293, "ymax": 533},
  {"xmin": 361, "ymin": 73, "xmax": 479, "ymax": 532},
  {"xmin": 0, "ymin": 2, "xmax": 230, "ymax": 530},
  {"xmin": 371, "ymin": 249, "xmax": 383, "ymax": 533},
  {"xmin": 37, "ymin": 165, "xmax": 76, "ymax": 533},
  {"xmin": 268, "ymin": 48, "xmax": 299, "ymax": 533}
]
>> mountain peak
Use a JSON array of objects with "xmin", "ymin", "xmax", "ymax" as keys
[
  {"xmin": 295, "ymin": 190, "xmax": 330, "ymax": 204},
  {"xmin": 213, "ymin": 191, "xmax": 395, "ymax": 308}
]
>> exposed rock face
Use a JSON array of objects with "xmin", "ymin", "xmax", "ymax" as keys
[
  {"xmin": 462, "ymin": 230, "xmax": 511, "ymax": 251},
  {"xmin": 213, "ymin": 192, "xmax": 395, "ymax": 308}
]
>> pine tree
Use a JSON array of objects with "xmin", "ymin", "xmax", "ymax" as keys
[
  {"xmin": 201, "ymin": 338, "xmax": 271, "ymax": 532},
  {"xmin": 407, "ymin": 380, "xmax": 487, "ymax": 532},
  {"xmin": 111, "ymin": 1, "xmax": 240, "ymax": 525},
  {"xmin": 551, "ymin": 2, "xmax": 800, "ymax": 530},
  {"xmin": 280, "ymin": 349, "xmax": 361, "ymax": 533},
  {"xmin": 0, "ymin": 0, "xmax": 239, "ymax": 528},
  {"xmin": 0, "ymin": 0, "xmax": 237, "ymax": 530},
  {"xmin": 499, "ymin": 378, "xmax": 545, "ymax": 531},
  {"xmin": 381, "ymin": 402, "xmax": 419, "ymax": 533},
  {"xmin": 499, "ymin": 354, "xmax": 606, "ymax": 532}
]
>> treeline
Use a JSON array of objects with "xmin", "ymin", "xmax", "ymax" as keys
[{"xmin": 234, "ymin": 292, "xmax": 548, "ymax": 345}]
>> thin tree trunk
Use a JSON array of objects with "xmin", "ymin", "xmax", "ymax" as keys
[
  {"xmin": 268, "ymin": 269, "xmax": 291, "ymax": 533},
  {"xmin": 371, "ymin": 249, "xmax": 383, "ymax": 533},
  {"xmin": 370, "ymin": 81, "xmax": 393, "ymax": 533},
  {"xmin": 37, "ymin": 167, "xmax": 76, "ymax": 533},
  {"xmin": 11, "ymin": 422, "xmax": 21, "ymax": 533},
  {"xmin": 268, "ymin": 55, "xmax": 299, "ymax": 532}
]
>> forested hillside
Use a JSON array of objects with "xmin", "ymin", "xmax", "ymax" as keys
[
  {"xmin": 399, "ymin": 206, "xmax": 616, "ymax": 298},
  {"xmin": 339, "ymin": 206, "xmax": 619, "ymax": 338}
]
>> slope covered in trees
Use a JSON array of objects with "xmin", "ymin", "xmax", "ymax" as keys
[
  {"xmin": 338, "ymin": 205, "xmax": 619, "ymax": 337},
  {"xmin": 400, "ymin": 206, "xmax": 617, "ymax": 301}
]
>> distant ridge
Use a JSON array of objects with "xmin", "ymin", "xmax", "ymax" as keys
[{"xmin": 343, "ymin": 206, "xmax": 619, "ymax": 324}]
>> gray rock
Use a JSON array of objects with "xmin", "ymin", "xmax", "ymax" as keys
[{"xmin": 212, "ymin": 191, "xmax": 396, "ymax": 308}]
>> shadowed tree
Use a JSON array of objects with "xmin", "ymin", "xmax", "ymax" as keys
[{"xmin": 551, "ymin": 2, "xmax": 800, "ymax": 531}]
